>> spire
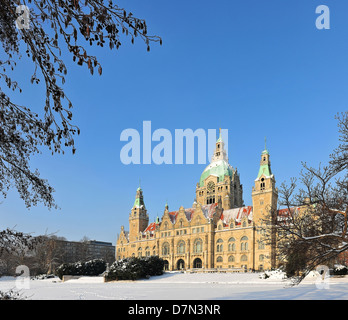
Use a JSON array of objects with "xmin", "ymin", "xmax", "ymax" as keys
[
  {"xmin": 133, "ymin": 185, "xmax": 145, "ymax": 208},
  {"xmin": 257, "ymin": 139, "xmax": 272, "ymax": 179},
  {"xmin": 165, "ymin": 200, "xmax": 169, "ymax": 211},
  {"xmin": 211, "ymin": 128, "xmax": 228, "ymax": 162},
  {"xmin": 262, "ymin": 136, "xmax": 269, "ymax": 155},
  {"xmin": 216, "ymin": 127, "xmax": 222, "ymax": 142}
]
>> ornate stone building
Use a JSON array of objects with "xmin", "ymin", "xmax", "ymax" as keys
[{"xmin": 116, "ymin": 132, "xmax": 278, "ymax": 271}]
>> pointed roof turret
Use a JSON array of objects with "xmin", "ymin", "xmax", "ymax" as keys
[
  {"xmin": 256, "ymin": 139, "xmax": 273, "ymax": 179},
  {"xmin": 133, "ymin": 185, "xmax": 145, "ymax": 208},
  {"xmin": 198, "ymin": 128, "xmax": 233, "ymax": 187}
]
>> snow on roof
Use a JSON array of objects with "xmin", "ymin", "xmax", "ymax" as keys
[
  {"xmin": 221, "ymin": 206, "xmax": 253, "ymax": 224},
  {"xmin": 166, "ymin": 203, "xmax": 218, "ymax": 224},
  {"xmin": 140, "ymin": 205, "xmax": 303, "ymax": 235},
  {"xmin": 201, "ymin": 203, "xmax": 219, "ymax": 219}
]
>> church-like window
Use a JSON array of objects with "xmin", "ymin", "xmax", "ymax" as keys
[
  {"xmin": 241, "ymin": 236, "xmax": 248, "ymax": 251},
  {"xmin": 228, "ymin": 238, "xmax": 236, "ymax": 251},
  {"xmin": 216, "ymin": 238, "xmax": 223, "ymax": 252},
  {"xmin": 216, "ymin": 256, "xmax": 223, "ymax": 263},
  {"xmin": 193, "ymin": 239, "xmax": 203, "ymax": 253},
  {"xmin": 258, "ymin": 241, "xmax": 265, "ymax": 250},
  {"xmin": 177, "ymin": 240, "xmax": 185, "ymax": 254},
  {"xmin": 145, "ymin": 247, "xmax": 150, "ymax": 257},
  {"xmin": 228, "ymin": 255, "xmax": 235, "ymax": 262},
  {"xmin": 241, "ymin": 255, "xmax": 248, "ymax": 262},
  {"xmin": 259, "ymin": 254, "xmax": 265, "ymax": 262},
  {"xmin": 138, "ymin": 247, "xmax": 142, "ymax": 257},
  {"xmin": 162, "ymin": 242, "xmax": 170, "ymax": 256}
]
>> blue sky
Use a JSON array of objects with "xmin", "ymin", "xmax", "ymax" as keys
[{"xmin": 1, "ymin": 0, "xmax": 347, "ymax": 245}]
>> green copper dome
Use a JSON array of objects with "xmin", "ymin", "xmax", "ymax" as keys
[{"xmin": 199, "ymin": 159, "xmax": 233, "ymax": 187}]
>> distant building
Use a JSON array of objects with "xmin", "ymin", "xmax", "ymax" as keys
[{"xmin": 54, "ymin": 239, "xmax": 115, "ymax": 264}]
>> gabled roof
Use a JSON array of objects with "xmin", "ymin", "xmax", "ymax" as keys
[{"xmin": 166, "ymin": 203, "xmax": 218, "ymax": 224}]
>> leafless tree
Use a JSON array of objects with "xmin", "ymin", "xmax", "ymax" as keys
[
  {"xmin": 262, "ymin": 112, "xmax": 347, "ymax": 283},
  {"xmin": 0, "ymin": 0, "xmax": 161, "ymax": 208}
]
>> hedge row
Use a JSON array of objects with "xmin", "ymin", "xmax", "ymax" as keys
[
  {"xmin": 104, "ymin": 256, "xmax": 164, "ymax": 281},
  {"xmin": 333, "ymin": 265, "xmax": 348, "ymax": 276},
  {"xmin": 55, "ymin": 259, "xmax": 107, "ymax": 280}
]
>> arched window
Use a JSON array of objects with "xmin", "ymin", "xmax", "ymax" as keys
[
  {"xmin": 153, "ymin": 246, "xmax": 157, "ymax": 256},
  {"xmin": 216, "ymin": 256, "xmax": 223, "ymax": 263},
  {"xmin": 259, "ymin": 254, "xmax": 264, "ymax": 262},
  {"xmin": 230, "ymin": 221, "xmax": 234, "ymax": 229},
  {"xmin": 241, "ymin": 255, "xmax": 248, "ymax": 262},
  {"xmin": 241, "ymin": 236, "xmax": 248, "ymax": 251},
  {"xmin": 260, "ymin": 178, "xmax": 265, "ymax": 191},
  {"xmin": 228, "ymin": 237, "xmax": 236, "ymax": 251},
  {"xmin": 218, "ymin": 224, "xmax": 222, "ymax": 231},
  {"xmin": 138, "ymin": 247, "xmax": 142, "ymax": 257},
  {"xmin": 216, "ymin": 238, "xmax": 223, "ymax": 252},
  {"xmin": 258, "ymin": 241, "xmax": 265, "ymax": 250},
  {"xmin": 228, "ymin": 255, "xmax": 235, "ymax": 262},
  {"xmin": 193, "ymin": 238, "xmax": 203, "ymax": 253},
  {"xmin": 162, "ymin": 242, "xmax": 170, "ymax": 256},
  {"xmin": 242, "ymin": 220, "xmax": 247, "ymax": 228},
  {"xmin": 164, "ymin": 222, "xmax": 168, "ymax": 230},
  {"xmin": 179, "ymin": 219, "xmax": 184, "ymax": 228},
  {"xmin": 177, "ymin": 240, "xmax": 185, "ymax": 254}
]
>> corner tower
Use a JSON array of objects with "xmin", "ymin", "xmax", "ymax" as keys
[
  {"xmin": 196, "ymin": 129, "xmax": 243, "ymax": 210},
  {"xmin": 252, "ymin": 141, "xmax": 278, "ymax": 225},
  {"xmin": 129, "ymin": 186, "xmax": 149, "ymax": 242}
]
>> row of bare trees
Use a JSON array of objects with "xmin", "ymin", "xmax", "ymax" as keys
[{"xmin": 0, "ymin": 230, "xmax": 115, "ymax": 276}]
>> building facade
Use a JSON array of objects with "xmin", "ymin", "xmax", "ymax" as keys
[
  {"xmin": 54, "ymin": 239, "xmax": 115, "ymax": 265},
  {"xmin": 116, "ymin": 133, "xmax": 278, "ymax": 271}
]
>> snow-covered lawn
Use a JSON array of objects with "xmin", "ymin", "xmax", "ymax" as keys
[{"xmin": 1, "ymin": 272, "xmax": 347, "ymax": 300}]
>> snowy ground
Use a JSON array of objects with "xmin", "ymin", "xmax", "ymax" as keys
[{"xmin": 1, "ymin": 271, "xmax": 348, "ymax": 300}]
